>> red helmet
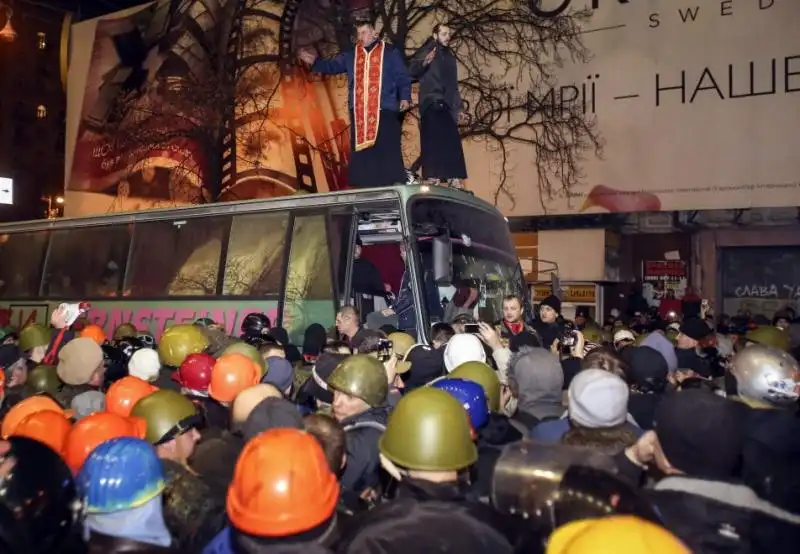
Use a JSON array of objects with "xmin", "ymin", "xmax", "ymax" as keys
[{"xmin": 173, "ymin": 352, "xmax": 215, "ymax": 392}]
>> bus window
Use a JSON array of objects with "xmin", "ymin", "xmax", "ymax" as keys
[
  {"xmin": 223, "ymin": 212, "xmax": 289, "ymax": 296},
  {"xmin": 0, "ymin": 231, "xmax": 49, "ymax": 298},
  {"xmin": 126, "ymin": 217, "xmax": 230, "ymax": 297},
  {"xmin": 42, "ymin": 225, "xmax": 131, "ymax": 298},
  {"xmin": 283, "ymin": 214, "xmax": 335, "ymax": 344},
  {"xmin": 410, "ymin": 198, "xmax": 526, "ymax": 334},
  {"xmin": 329, "ymin": 211, "xmax": 355, "ymax": 305}
]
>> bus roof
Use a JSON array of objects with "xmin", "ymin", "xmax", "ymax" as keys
[{"xmin": 0, "ymin": 185, "xmax": 502, "ymax": 233}]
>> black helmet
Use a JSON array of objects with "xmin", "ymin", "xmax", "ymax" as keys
[
  {"xmin": 138, "ymin": 333, "xmax": 156, "ymax": 349},
  {"xmin": 193, "ymin": 317, "xmax": 216, "ymax": 328},
  {"xmin": 0, "ymin": 437, "xmax": 83, "ymax": 553},
  {"xmin": 101, "ymin": 344, "xmax": 128, "ymax": 390},
  {"xmin": 113, "ymin": 336, "xmax": 145, "ymax": 362},
  {"xmin": 240, "ymin": 313, "xmax": 271, "ymax": 338}
]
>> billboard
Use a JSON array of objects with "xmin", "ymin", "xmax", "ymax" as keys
[
  {"xmin": 467, "ymin": 0, "xmax": 800, "ymax": 215},
  {"xmin": 65, "ymin": 0, "xmax": 800, "ymax": 217}
]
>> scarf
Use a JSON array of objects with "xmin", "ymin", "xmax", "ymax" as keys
[
  {"xmin": 84, "ymin": 497, "xmax": 172, "ymax": 547},
  {"xmin": 353, "ymin": 40, "xmax": 385, "ymax": 151},
  {"xmin": 504, "ymin": 320, "xmax": 524, "ymax": 335}
]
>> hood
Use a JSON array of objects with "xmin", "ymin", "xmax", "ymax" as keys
[
  {"xmin": 641, "ymin": 332, "xmax": 679, "ymax": 372},
  {"xmin": 478, "ymin": 413, "xmax": 523, "ymax": 447},
  {"xmin": 509, "ymin": 347, "xmax": 564, "ymax": 420}
]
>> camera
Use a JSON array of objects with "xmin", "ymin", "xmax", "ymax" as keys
[
  {"xmin": 377, "ymin": 339, "xmax": 393, "ymax": 362},
  {"xmin": 463, "ymin": 323, "xmax": 481, "ymax": 334},
  {"xmin": 559, "ymin": 322, "xmax": 578, "ymax": 353}
]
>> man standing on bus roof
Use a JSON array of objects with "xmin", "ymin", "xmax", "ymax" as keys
[
  {"xmin": 298, "ymin": 17, "xmax": 412, "ymax": 188},
  {"xmin": 408, "ymin": 22, "xmax": 468, "ymax": 189}
]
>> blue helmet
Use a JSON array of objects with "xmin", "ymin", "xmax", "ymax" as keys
[
  {"xmin": 77, "ymin": 437, "xmax": 165, "ymax": 514},
  {"xmin": 432, "ymin": 378, "xmax": 489, "ymax": 430}
]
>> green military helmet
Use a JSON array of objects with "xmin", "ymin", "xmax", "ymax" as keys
[
  {"xmin": 131, "ymin": 389, "xmax": 198, "ymax": 445},
  {"xmin": 158, "ymin": 324, "xmax": 210, "ymax": 368},
  {"xmin": 221, "ymin": 341, "xmax": 267, "ymax": 376},
  {"xmin": 581, "ymin": 326, "xmax": 606, "ymax": 346},
  {"xmin": 745, "ymin": 325, "xmax": 790, "ymax": 352},
  {"xmin": 26, "ymin": 364, "xmax": 61, "ymax": 395},
  {"xmin": 327, "ymin": 354, "xmax": 388, "ymax": 407},
  {"xmin": 380, "ymin": 387, "xmax": 477, "ymax": 471},
  {"xmin": 448, "ymin": 361, "xmax": 501, "ymax": 413},
  {"xmin": 19, "ymin": 324, "xmax": 51, "ymax": 353},
  {"xmin": 665, "ymin": 328, "xmax": 679, "ymax": 345},
  {"xmin": 113, "ymin": 322, "xmax": 139, "ymax": 341}
]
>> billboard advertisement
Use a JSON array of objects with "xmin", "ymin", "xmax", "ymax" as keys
[{"xmin": 468, "ymin": 0, "xmax": 800, "ymax": 215}]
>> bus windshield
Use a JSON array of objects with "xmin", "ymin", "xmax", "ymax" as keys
[{"xmin": 409, "ymin": 196, "xmax": 527, "ymax": 327}]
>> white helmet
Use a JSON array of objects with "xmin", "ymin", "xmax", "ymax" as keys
[{"xmin": 730, "ymin": 344, "xmax": 800, "ymax": 408}]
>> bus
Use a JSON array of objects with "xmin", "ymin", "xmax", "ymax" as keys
[{"xmin": 0, "ymin": 185, "xmax": 529, "ymax": 344}]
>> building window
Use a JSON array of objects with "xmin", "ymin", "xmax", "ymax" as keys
[
  {"xmin": 37, "ymin": 32, "xmax": 47, "ymax": 50},
  {"xmin": 36, "ymin": 105, "xmax": 47, "ymax": 120}
]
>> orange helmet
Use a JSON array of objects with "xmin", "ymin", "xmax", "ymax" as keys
[
  {"xmin": 227, "ymin": 428, "xmax": 339, "ymax": 537},
  {"xmin": 0, "ymin": 369, "xmax": 5, "ymax": 396},
  {"xmin": 208, "ymin": 353, "xmax": 260, "ymax": 403},
  {"xmin": 13, "ymin": 409, "xmax": 73, "ymax": 454},
  {"xmin": 106, "ymin": 376, "xmax": 158, "ymax": 417},
  {"xmin": 63, "ymin": 411, "xmax": 147, "ymax": 473},
  {"xmin": 80, "ymin": 323, "xmax": 108, "ymax": 345},
  {"xmin": 1, "ymin": 394, "xmax": 64, "ymax": 439}
]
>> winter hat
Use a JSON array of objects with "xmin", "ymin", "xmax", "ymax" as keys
[
  {"xmin": 0, "ymin": 345, "xmax": 24, "ymax": 380},
  {"xmin": 71, "ymin": 390, "xmax": 106, "ymax": 420},
  {"xmin": 540, "ymin": 295, "xmax": 562, "ymax": 314},
  {"xmin": 613, "ymin": 329, "xmax": 635, "ymax": 345},
  {"xmin": 128, "ymin": 349, "xmax": 161, "ymax": 382},
  {"xmin": 261, "ymin": 356, "xmax": 295, "ymax": 393},
  {"xmin": 57, "ymin": 337, "xmax": 104, "ymax": 386},
  {"xmin": 401, "ymin": 345, "xmax": 445, "ymax": 390},
  {"xmin": 444, "ymin": 333, "xmax": 486, "ymax": 372},
  {"xmin": 679, "ymin": 318, "xmax": 712, "ymax": 341},
  {"xmin": 640, "ymin": 332, "xmax": 678, "ymax": 372},
  {"xmin": 568, "ymin": 369, "xmax": 629, "ymax": 428},
  {"xmin": 655, "ymin": 389, "xmax": 746, "ymax": 479},
  {"xmin": 304, "ymin": 353, "xmax": 348, "ymax": 404},
  {"xmin": 625, "ymin": 346, "xmax": 668, "ymax": 388},
  {"xmin": 302, "ymin": 323, "xmax": 327, "ymax": 358},
  {"xmin": 509, "ymin": 347, "xmax": 564, "ymax": 420},
  {"xmin": 242, "ymin": 397, "xmax": 304, "ymax": 441}
]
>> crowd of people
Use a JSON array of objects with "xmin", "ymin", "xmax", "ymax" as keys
[{"xmin": 0, "ymin": 292, "xmax": 798, "ymax": 554}]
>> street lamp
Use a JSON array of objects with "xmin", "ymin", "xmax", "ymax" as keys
[
  {"xmin": 42, "ymin": 195, "xmax": 65, "ymax": 219},
  {"xmin": 0, "ymin": 3, "xmax": 17, "ymax": 43}
]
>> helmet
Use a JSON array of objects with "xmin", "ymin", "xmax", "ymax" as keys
[
  {"xmin": 158, "ymin": 324, "xmax": 209, "ymax": 367},
  {"xmin": 241, "ymin": 312, "xmax": 271, "ymax": 338},
  {"xmin": 1, "ymin": 395, "xmax": 63, "ymax": 439},
  {"xmin": 18, "ymin": 324, "xmax": 50, "ymax": 352},
  {"xmin": 130, "ymin": 389, "xmax": 199, "ymax": 445},
  {"xmin": 12, "ymin": 409, "xmax": 72, "ymax": 454},
  {"xmin": 231, "ymin": 384, "xmax": 282, "ymax": 425},
  {"xmin": 326, "ymin": 355, "xmax": 388, "ymax": 407},
  {"xmin": 128, "ymin": 349, "xmax": 161, "ymax": 382},
  {"xmin": 730, "ymin": 344, "xmax": 800, "ymax": 408},
  {"xmin": 106, "ymin": 376, "xmax": 158, "ymax": 417},
  {"xmin": 77, "ymin": 437, "xmax": 165, "ymax": 514},
  {"xmin": 112, "ymin": 323, "xmax": 139, "ymax": 341},
  {"xmin": 448, "ymin": 361, "xmax": 501, "ymax": 412},
  {"xmin": 0, "ymin": 437, "xmax": 83, "ymax": 554},
  {"xmin": 432, "ymin": 378, "xmax": 489, "ymax": 430},
  {"xmin": 137, "ymin": 333, "xmax": 156, "ymax": 349},
  {"xmin": 209, "ymin": 353, "xmax": 261, "ymax": 403},
  {"xmin": 79, "ymin": 324, "xmax": 107, "ymax": 345},
  {"xmin": 221, "ymin": 341, "xmax": 267, "ymax": 376},
  {"xmin": 388, "ymin": 332, "xmax": 415, "ymax": 372},
  {"xmin": 745, "ymin": 325, "xmax": 790, "ymax": 352},
  {"xmin": 227, "ymin": 428, "xmax": 339, "ymax": 537},
  {"xmin": 63, "ymin": 412, "xmax": 147, "ymax": 473},
  {"xmin": 193, "ymin": 317, "xmax": 216, "ymax": 328},
  {"xmin": 173, "ymin": 352, "xmax": 215, "ymax": 391},
  {"xmin": 582, "ymin": 326, "xmax": 606, "ymax": 346},
  {"xmin": 546, "ymin": 515, "xmax": 689, "ymax": 554},
  {"xmin": 113, "ymin": 336, "xmax": 145, "ymax": 362},
  {"xmin": 380, "ymin": 387, "xmax": 477, "ymax": 471},
  {"xmin": 26, "ymin": 364, "xmax": 61, "ymax": 395}
]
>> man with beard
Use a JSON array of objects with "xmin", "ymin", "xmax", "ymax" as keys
[{"xmin": 409, "ymin": 22, "xmax": 468, "ymax": 188}]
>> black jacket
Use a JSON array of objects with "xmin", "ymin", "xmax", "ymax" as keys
[
  {"xmin": 648, "ymin": 476, "xmax": 800, "ymax": 554},
  {"xmin": 408, "ymin": 39, "xmax": 462, "ymax": 118},
  {"xmin": 340, "ymin": 405, "xmax": 391, "ymax": 494}
]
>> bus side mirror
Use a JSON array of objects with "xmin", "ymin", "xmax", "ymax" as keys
[{"xmin": 432, "ymin": 234, "xmax": 453, "ymax": 286}]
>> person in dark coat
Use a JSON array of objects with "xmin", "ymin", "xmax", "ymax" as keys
[
  {"xmin": 532, "ymin": 295, "xmax": 564, "ymax": 350},
  {"xmin": 623, "ymin": 390, "xmax": 800, "ymax": 554},
  {"xmin": 674, "ymin": 317, "xmax": 713, "ymax": 377},
  {"xmin": 299, "ymin": 18, "xmax": 411, "ymax": 188},
  {"xmin": 408, "ymin": 23, "xmax": 467, "ymax": 188},
  {"xmin": 623, "ymin": 346, "xmax": 669, "ymax": 431}
]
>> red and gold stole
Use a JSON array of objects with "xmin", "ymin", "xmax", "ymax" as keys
[{"xmin": 352, "ymin": 41, "xmax": 385, "ymax": 152}]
